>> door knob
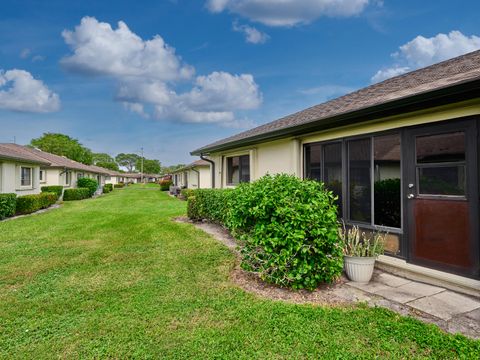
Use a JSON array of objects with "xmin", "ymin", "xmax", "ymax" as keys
[{"xmin": 407, "ymin": 194, "xmax": 415, "ymax": 199}]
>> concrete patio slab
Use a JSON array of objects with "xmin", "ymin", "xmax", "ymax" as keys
[
  {"xmin": 408, "ymin": 291, "xmax": 480, "ymax": 321},
  {"xmin": 346, "ymin": 281, "xmax": 390, "ymax": 293},
  {"xmin": 374, "ymin": 272, "xmax": 411, "ymax": 287},
  {"xmin": 374, "ymin": 282, "xmax": 444, "ymax": 304}
]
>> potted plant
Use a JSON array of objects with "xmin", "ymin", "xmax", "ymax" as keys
[{"xmin": 339, "ymin": 224, "xmax": 386, "ymax": 283}]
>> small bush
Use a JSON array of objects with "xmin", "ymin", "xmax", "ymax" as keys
[
  {"xmin": 180, "ymin": 188, "xmax": 194, "ymax": 200},
  {"xmin": 41, "ymin": 186, "xmax": 63, "ymax": 199},
  {"xmin": 77, "ymin": 178, "xmax": 98, "ymax": 197},
  {"xmin": 103, "ymin": 183, "xmax": 113, "ymax": 193},
  {"xmin": 114, "ymin": 183, "xmax": 125, "ymax": 189},
  {"xmin": 159, "ymin": 179, "xmax": 172, "ymax": 191},
  {"xmin": 0, "ymin": 193, "xmax": 16, "ymax": 220},
  {"xmin": 186, "ymin": 189, "xmax": 234, "ymax": 224},
  {"xmin": 63, "ymin": 188, "xmax": 91, "ymax": 201},
  {"xmin": 228, "ymin": 174, "xmax": 342, "ymax": 290},
  {"xmin": 39, "ymin": 192, "xmax": 58, "ymax": 209}
]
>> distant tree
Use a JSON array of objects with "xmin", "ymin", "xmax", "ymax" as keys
[
  {"xmin": 136, "ymin": 158, "xmax": 161, "ymax": 174},
  {"xmin": 115, "ymin": 153, "xmax": 140, "ymax": 172},
  {"xmin": 30, "ymin": 133, "xmax": 93, "ymax": 165},
  {"xmin": 96, "ymin": 161, "xmax": 119, "ymax": 171},
  {"xmin": 161, "ymin": 164, "xmax": 186, "ymax": 174},
  {"xmin": 92, "ymin": 153, "xmax": 115, "ymax": 164}
]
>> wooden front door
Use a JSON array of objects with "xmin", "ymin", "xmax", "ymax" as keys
[{"xmin": 404, "ymin": 119, "xmax": 479, "ymax": 278}]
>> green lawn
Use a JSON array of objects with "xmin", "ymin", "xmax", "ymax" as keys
[{"xmin": 0, "ymin": 184, "xmax": 479, "ymax": 359}]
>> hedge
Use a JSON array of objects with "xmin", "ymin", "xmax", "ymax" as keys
[
  {"xmin": 103, "ymin": 183, "xmax": 113, "ymax": 193},
  {"xmin": 187, "ymin": 189, "xmax": 234, "ymax": 224},
  {"xmin": 41, "ymin": 185, "xmax": 64, "ymax": 199},
  {"xmin": 186, "ymin": 174, "xmax": 343, "ymax": 290},
  {"xmin": 114, "ymin": 183, "xmax": 125, "ymax": 189},
  {"xmin": 16, "ymin": 192, "xmax": 57, "ymax": 215},
  {"xmin": 159, "ymin": 179, "xmax": 172, "ymax": 191},
  {"xmin": 0, "ymin": 193, "xmax": 16, "ymax": 220},
  {"xmin": 77, "ymin": 178, "xmax": 98, "ymax": 197},
  {"xmin": 63, "ymin": 188, "xmax": 91, "ymax": 201}
]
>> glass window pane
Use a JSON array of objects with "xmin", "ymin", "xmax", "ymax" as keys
[
  {"xmin": 374, "ymin": 134, "xmax": 401, "ymax": 228},
  {"xmin": 227, "ymin": 156, "xmax": 242, "ymax": 185},
  {"xmin": 416, "ymin": 132, "xmax": 465, "ymax": 163},
  {"xmin": 239, "ymin": 155, "xmax": 250, "ymax": 183},
  {"xmin": 21, "ymin": 167, "xmax": 31, "ymax": 186},
  {"xmin": 304, "ymin": 144, "xmax": 321, "ymax": 181},
  {"xmin": 418, "ymin": 166, "xmax": 465, "ymax": 195},
  {"xmin": 349, "ymin": 138, "xmax": 371, "ymax": 223},
  {"xmin": 323, "ymin": 143, "xmax": 343, "ymax": 216}
]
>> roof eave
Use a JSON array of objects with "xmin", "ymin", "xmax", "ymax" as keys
[{"xmin": 191, "ymin": 79, "xmax": 480, "ymax": 155}]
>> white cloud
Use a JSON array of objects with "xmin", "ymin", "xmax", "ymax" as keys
[
  {"xmin": 61, "ymin": 16, "xmax": 194, "ymax": 81},
  {"xmin": 370, "ymin": 66, "xmax": 409, "ymax": 83},
  {"xmin": 0, "ymin": 69, "xmax": 60, "ymax": 113},
  {"xmin": 20, "ymin": 48, "xmax": 31, "ymax": 59},
  {"xmin": 233, "ymin": 21, "xmax": 270, "ymax": 44},
  {"xmin": 371, "ymin": 31, "xmax": 480, "ymax": 83},
  {"xmin": 62, "ymin": 17, "xmax": 262, "ymax": 127},
  {"xmin": 299, "ymin": 84, "xmax": 355, "ymax": 98},
  {"xmin": 207, "ymin": 0, "xmax": 370, "ymax": 27}
]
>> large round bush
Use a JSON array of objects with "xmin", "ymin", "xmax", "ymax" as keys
[
  {"xmin": 77, "ymin": 178, "xmax": 98, "ymax": 197},
  {"xmin": 227, "ymin": 174, "xmax": 342, "ymax": 290}
]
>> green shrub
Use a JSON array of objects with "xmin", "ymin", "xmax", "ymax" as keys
[
  {"xmin": 77, "ymin": 178, "xmax": 98, "ymax": 197},
  {"xmin": 180, "ymin": 188, "xmax": 194, "ymax": 200},
  {"xmin": 159, "ymin": 179, "xmax": 172, "ymax": 191},
  {"xmin": 0, "ymin": 193, "xmax": 16, "ymax": 220},
  {"xmin": 103, "ymin": 183, "xmax": 113, "ymax": 193},
  {"xmin": 63, "ymin": 188, "xmax": 91, "ymax": 201},
  {"xmin": 186, "ymin": 189, "xmax": 234, "ymax": 224},
  {"xmin": 39, "ymin": 192, "xmax": 57, "ymax": 209},
  {"xmin": 15, "ymin": 192, "xmax": 58, "ymax": 215},
  {"xmin": 114, "ymin": 183, "xmax": 125, "ymax": 189},
  {"xmin": 228, "ymin": 174, "xmax": 342, "ymax": 290},
  {"xmin": 41, "ymin": 185, "xmax": 63, "ymax": 199},
  {"xmin": 16, "ymin": 195, "xmax": 40, "ymax": 215}
]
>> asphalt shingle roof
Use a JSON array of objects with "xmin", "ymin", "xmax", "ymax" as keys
[
  {"xmin": 0, "ymin": 143, "xmax": 51, "ymax": 165},
  {"xmin": 192, "ymin": 49, "xmax": 480, "ymax": 155}
]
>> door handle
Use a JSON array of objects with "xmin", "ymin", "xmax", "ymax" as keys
[{"xmin": 407, "ymin": 194, "xmax": 415, "ymax": 199}]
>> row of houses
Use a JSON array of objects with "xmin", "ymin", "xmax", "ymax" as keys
[
  {"xmin": 0, "ymin": 143, "xmax": 157, "ymax": 195},
  {"xmin": 174, "ymin": 50, "xmax": 480, "ymax": 295}
]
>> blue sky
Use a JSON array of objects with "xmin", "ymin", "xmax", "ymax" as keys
[{"xmin": 1, "ymin": 1, "xmax": 480, "ymax": 165}]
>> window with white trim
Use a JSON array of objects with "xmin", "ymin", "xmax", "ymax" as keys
[
  {"xmin": 21, "ymin": 167, "xmax": 32, "ymax": 187},
  {"xmin": 39, "ymin": 169, "xmax": 46, "ymax": 182},
  {"xmin": 65, "ymin": 171, "xmax": 71, "ymax": 186},
  {"xmin": 227, "ymin": 155, "xmax": 250, "ymax": 185}
]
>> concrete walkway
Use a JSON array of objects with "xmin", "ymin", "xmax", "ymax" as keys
[{"xmin": 343, "ymin": 271, "xmax": 480, "ymax": 339}]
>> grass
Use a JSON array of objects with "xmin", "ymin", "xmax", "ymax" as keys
[{"xmin": 0, "ymin": 184, "xmax": 479, "ymax": 359}]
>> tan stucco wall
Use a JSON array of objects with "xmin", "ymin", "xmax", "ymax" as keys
[
  {"xmin": 0, "ymin": 161, "xmax": 41, "ymax": 195},
  {"xmin": 209, "ymin": 99, "xmax": 480, "ymax": 188}
]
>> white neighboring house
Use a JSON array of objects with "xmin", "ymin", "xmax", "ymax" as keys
[
  {"xmin": 0, "ymin": 144, "xmax": 109, "ymax": 192},
  {"xmin": 171, "ymin": 160, "xmax": 211, "ymax": 189},
  {"xmin": 0, "ymin": 143, "xmax": 51, "ymax": 195},
  {"xmin": 104, "ymin": 170, "xmax": 127, "ymax": 185}
]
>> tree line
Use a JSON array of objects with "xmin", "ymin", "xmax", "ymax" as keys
[{"xmin": 29, "ymin": 133, "xmax": 184, "ymax": 174}]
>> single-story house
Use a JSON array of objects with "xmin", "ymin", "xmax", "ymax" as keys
[
  {"xmin": 0, "ymin": 143, "xmax": 51, "ymax": 195},
  {"xmin": 191, "ymin": 50, "xmax": 480, "ymax": 295},
  {"xmin": 0, "ymin": 144, "xmax": 109, "ymax": 192},
  {"xmin": 171, "ymin": 160, "xmax": 211, "ymax": 189},
  {"xmin": 104, "ymin": 170, "xmax": 127, "ymax": 185},
  {"xmin": 124, "ymin": 173, "xmax": 141, "ymax": 183}
]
